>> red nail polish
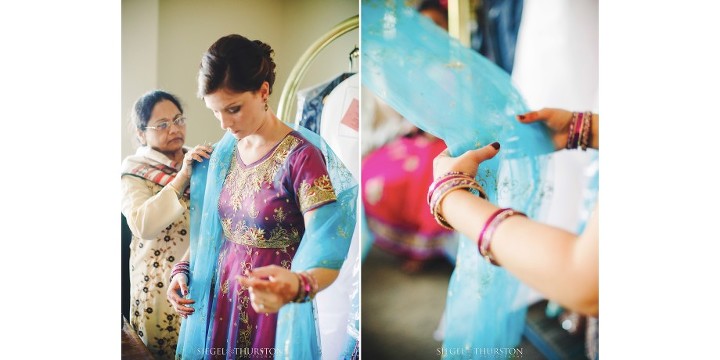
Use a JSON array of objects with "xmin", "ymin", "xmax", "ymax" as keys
[
  {"xmin": 491, "ymin": 142, "xmax": 500, "ymax": 150},
  {"xmin": 517, "ymin": 115, "xmax": 526, "ymax": 120}
]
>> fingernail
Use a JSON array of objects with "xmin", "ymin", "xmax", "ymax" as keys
[
  {"xmin": 517, "ymin": 115, "xmax": 526, "ymax": 120},
  {"xmin": 491, "ymin": 142, "xmax": 500, "ymax": 150}
]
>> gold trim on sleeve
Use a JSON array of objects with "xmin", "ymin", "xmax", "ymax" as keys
[{"xmin": 298, "ymin": 175, "xmax": 337, "ymax": 213}]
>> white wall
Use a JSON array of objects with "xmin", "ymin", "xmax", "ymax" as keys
[
  {"xmin": 121, "ymin": 0, "xmax": 159, "ymax": 159},
  {"xmin": 121, "ymin": 0, "xmax": 359, "ymax": 160}
]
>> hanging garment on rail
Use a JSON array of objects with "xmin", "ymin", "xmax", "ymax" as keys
[
  {"xmin": 315, "ymin": 73, "xmax": 361, "ymax": 360},
  {"xmin": 297, "ymin": 72, "xmax": 355, "ymax": 134}
]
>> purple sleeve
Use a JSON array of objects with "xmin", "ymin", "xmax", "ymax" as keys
[{"xmin": 290, "ymin": 143, "xmax": 337, "ymax": 214}]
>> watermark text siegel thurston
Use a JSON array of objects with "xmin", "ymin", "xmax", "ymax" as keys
[
  {"xmin": 437, "ymin": 347, "xmax": 524, "ymax": 358},
  {"xmin": 196, "ymin": 347, "xmax": 277, "ymax": 358}
]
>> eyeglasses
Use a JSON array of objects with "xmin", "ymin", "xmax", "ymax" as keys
[{"xmin": 145, "ymin": 116, "xmax": 187, "ymax": 131}]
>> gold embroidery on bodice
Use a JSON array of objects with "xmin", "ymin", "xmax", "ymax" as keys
[
  {"xmin": 220, "ymin": 135, "xmax": 304, "ymax": 248},
  {"xmin": 225, "ymin": 135, "xmax": 302, "ymax": 211}
]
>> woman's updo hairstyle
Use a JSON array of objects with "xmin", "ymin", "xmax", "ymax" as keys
[{"xmin": 198, "ymin": 34, "xmax": 277, "ymax": 97}]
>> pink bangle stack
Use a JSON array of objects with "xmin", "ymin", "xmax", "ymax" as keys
[
  {"xmin": 170, "ymin": 260, "xmax": 190, "ymax": 283},
  {"xmin": 477, "ymin": 208, "xmax": 526, "ymax": 266},
  {"xmin": 292, "ymin": 271, "xmax": 319, "ymax": 303},
  {"xmin": 566, "ymin": 111, "xmax": 593, "ymax": 151},
  {"xmin": 427, "ymin": 171, "xmax": 488, "ymax": 230}
]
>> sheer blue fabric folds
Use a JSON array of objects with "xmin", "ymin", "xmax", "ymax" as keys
[
  {"xmin": 362, "ymin": 0, "xmax": 555, "ymax": 357},
  {"xmin": 176, "ymin": 126, "xmax": 357, "ymax": 359}
]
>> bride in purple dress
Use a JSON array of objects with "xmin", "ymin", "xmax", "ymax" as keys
[{"xmin": 166, "ymin": 34, "xmax": 355, "ymax": 359}]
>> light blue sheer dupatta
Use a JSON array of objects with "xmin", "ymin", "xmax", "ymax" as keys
[
  {"xmin": 362, "ymin": 0, "xmax": 555, "ymax": 356},
  {"xmin": 176, "ymin": 126, "xmax": 357, "ymax": 360},
  {"xmin": 275, "ymin": 126, "xmax": 358, "ymax": 359}
]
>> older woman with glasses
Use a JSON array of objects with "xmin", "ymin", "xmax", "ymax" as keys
[{"xmin": 121, "ymin": 89, "xmax": 213, "ymax": 359}]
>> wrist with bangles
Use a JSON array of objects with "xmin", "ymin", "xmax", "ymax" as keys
[
  {"xmin": 291, "ymin": 271, "xmax": 319, "ymax": 303},
  {"xmin": 477, "ymin": 208, "xmax": 526, "ymax": 265},
  {"xmin": 170, "ymin": 260, "xmax": 190, "ymax": 283},
  {"xmin": 566, "ymin": 111, "xmax": 593, "ymax": 151},
  {"xmin": 427, "ymin": 171, "xmax": 526, "ymax": 266},
  {"xmin": 427, "ymin": 171, "xmax": 487, "ymax": 230}
]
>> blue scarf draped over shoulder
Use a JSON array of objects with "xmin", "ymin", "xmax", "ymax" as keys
[{"xmin": 176, "ymin": 126, "xmax": 357, "ymax": 360}]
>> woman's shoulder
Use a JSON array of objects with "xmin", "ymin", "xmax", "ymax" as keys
[{"xmin": 286, "ymin": 130, "xmax": 322, "ymax": 155}]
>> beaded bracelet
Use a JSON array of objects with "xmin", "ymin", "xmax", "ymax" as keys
[
  {"xmin": 566, "ymin": 112, "xmax": 583, "ymax": 149},
  {"xmin": 566, "ymin": 112, "xmax": 577, "ymax": 150},
  {"xmin": 580, "ymin": 111, "xmax": 593, "ymax": 151},
  {"xmin": 574, "ymin": 112, "xmax": 585, "ymax": 149},
  {"xmin": 477, "ymin": 208, "xmax": 527, "ymax": 266}
]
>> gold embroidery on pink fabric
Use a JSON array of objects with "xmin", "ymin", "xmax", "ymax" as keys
[
  {"xmin": 224, "ymin": 219, "xmax": 301, "ymax": 248},
  {"xmin": 273, "ymin": 207, "xmax": 286, "ymax": 223},
  {"xmin": 247, "ymin": 201, "xmax": 259, "ymax": 218},
  {"xmin": 298, "ymin": 175, "xmax": 337, "ymax": 213},
  {"xmin": 220, "ymin": 279, "xmax": 230, "ymax": 295},
  {"xmin": 236, "ymin": 260, "xmax": 252, "ymax": 350},
  {"xmin": 225, "ymin": 136, "xmax": 302, "ymax": 211}
]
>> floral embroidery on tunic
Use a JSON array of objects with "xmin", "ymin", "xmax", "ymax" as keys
[
  {"xmin": 298, "ymin": 174, "xmax": 337, "ymax": 213},
  {"xmin": 273, "ymin": 207, "xmax": 286, "ymax": 223},
  {"xmin": 222, "ymin": 218, "xmax": 301, "ymax": 248},
  {"xmin": 129, "ymin": 181, "xmax": 188, "ymax": 360},
  {"xmin": 225, "ymin": 135, "xmax": 302, "ymax": 211}
]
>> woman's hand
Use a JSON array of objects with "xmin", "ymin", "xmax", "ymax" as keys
[
  {"xmin": 516, "ymin": 108, "xmax": 574, "ymax": 151},
  {"xmin": 166, "ymin": 274, "xmax": 195, "ymax": 318},
  {"xmin": 177, "ymin": 145, "xmax": 213, "ymax": 179},
  {"xmin": 237, "ymin": 265, "xmax": 299, "ymax": 314},
  {"xmin": 432, "ymin": 142, "xmax": 501, "ymax": 179}
]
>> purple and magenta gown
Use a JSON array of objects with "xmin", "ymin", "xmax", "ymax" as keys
[{"xmin": 205, "ymin": 131, "xmax": 337, "ymax": 359}]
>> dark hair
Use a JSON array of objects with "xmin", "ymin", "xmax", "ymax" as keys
[
  {"xmin": 131, "ymin": 90, "xmax": 184, "ymax": 131},
  {"xmin": 418, "ymin": 0, "xmax": 448, "ymax": 20},
  {"xmin": 197, "ymin": 34, "xmax": 277, "ymax": 97}
]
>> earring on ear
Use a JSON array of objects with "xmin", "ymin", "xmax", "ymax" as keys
[{"xmin": 264, "ymin": 99, "xmax": 269, "ymax": 112}]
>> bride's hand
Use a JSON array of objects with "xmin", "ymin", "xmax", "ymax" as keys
[
  {"xmin": 516, "ymin": 108, "xmax": 575, "ymax": 150},
  {"xmin": 237, "ymin": 265, "xmax": 299, "ymax": 314}
]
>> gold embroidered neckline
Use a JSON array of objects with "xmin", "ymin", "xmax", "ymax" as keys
[
  {"xmin": 224, "ymin": 134, "xmax": 302, "ymax": 210},
  {"xmin": 237, "ymin": 131, "xmax": 295, "ymax": 168}
]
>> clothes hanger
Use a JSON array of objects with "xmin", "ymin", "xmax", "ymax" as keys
[{"xmin": 349, "ymin": 46, "xmax": 359, "ymax": 72}]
